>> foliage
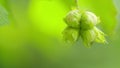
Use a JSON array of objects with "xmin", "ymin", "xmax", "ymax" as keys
[{"xmin": 0, "ymin": 0, "xmax": 118, "ymax": 68}]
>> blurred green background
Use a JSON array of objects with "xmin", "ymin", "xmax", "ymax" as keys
[{"xmin": 0, "ymin": 0, "xmax": 119, "ymax": 68}]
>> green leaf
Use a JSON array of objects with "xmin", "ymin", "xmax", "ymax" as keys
[
  {"xmin": 29, "ymin": 0, "xmax": 68, "ymax": 38},
  {"xmin": 94, "ymin": 27, "xmax": 106, "ymax": 43},
  {"xmin": 0, "ymin": 5, "xmax": 9, "ymax": 25}
]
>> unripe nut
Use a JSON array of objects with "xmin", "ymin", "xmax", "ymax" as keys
[
  {"xmin": 64, "ymin": 10, "xmax": 81, "ymax": 28},
  {"xmin": 62, "ymin": 27, "xmax": 79, "ymax": 43},
  {"xmin": 81, "ymin": 29, "xmax": 97, "ymax": 47},
  {"xmin": 81, "ymin": 11, "xmax": 100, "ymax": 30}
]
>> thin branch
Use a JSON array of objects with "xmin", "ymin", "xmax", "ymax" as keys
[{"xmin": 75, "ymin": 0, "xmax": 79, "ymax": 9}]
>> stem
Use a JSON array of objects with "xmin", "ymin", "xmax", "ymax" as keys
[{"xmin": 75, "ymin": 0, "xmax": 79, "ymax": 9}]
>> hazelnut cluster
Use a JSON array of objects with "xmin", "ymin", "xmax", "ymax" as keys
[{"xmin": 62, "ymin": 9, "xmax": 106, "ymax": 47}]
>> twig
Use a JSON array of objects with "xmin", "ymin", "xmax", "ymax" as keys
[{"xmin": 75, "ymin": 0, "xmax": 79, "ymax": 9}]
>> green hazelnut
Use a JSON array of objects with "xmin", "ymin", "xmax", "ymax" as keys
[
  {"xmin": 81, "ymin": 11, "xmax": 100, "ymax": 30},
  {"xmin": 80, "ymin": 29, "xmax": 97, "ymax": 47},
  {"xmin": 64, "ymin": 10, "xmax": 81, "ymax": 28},
  {"xmin": 62, "ymin": 27, "xmax": 79, "ymax": 43},
  {"xmin": 63, "ymin": 9, "xmax": 106, "ymax": 47}
]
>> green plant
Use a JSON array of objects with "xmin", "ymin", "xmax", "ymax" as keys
[{"xmin": 63, "ymin": 0, "xmax": 106, "ymax": 47}]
